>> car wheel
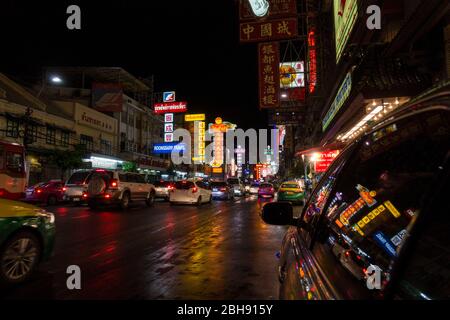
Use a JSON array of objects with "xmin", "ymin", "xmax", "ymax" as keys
[
  {"xmin": 0, "ymin": 231, "xmax": 42, "ymax": 285},
  {"xmin": 146, "ymin": 192, "xmax": 155, "ymax": 207},
  {"xmin": 207, "ymin": 195, "xmax": 212, "ymax": 204},
  {"xmin": 120, "ymin": 192, "xmax": 130, "ymax": 210},
  {"xmin": 196, "ymin": 196, "xmax": 202, "ymax": 206},
  {"xmin": 47, "ymin": 195, "xmax": 57, "ymax": 206}
]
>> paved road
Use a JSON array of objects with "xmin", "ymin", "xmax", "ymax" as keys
[{"xmin": 1, "ymin": 196, "xmax": 302, "ymax": 300}]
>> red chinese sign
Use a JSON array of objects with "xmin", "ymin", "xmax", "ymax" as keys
[
  {"xmin": 154, "ymin": 102, "xmax": 187, "ymax": 114},
  {"xmin": 239, "ymin": 0, "xmax": 297, "ymax": 20},
  {"xmin": 308, "ymin": 30, "xmax": 317, "ymax": 94},
  {"xmin": 314, "ymin": 150, "xmax": 340, "ymax": 172},
  {"xmin": 240, "ymin": 18, "xmax": 298, "ymax": 43},
  {"xmin": 258, "ymin": 42, "xmax": 280, "ymax": 109}
]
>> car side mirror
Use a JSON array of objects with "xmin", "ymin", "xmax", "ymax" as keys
[{"xmin": 261, "ymin": 202, "xmax": 298, "ymax": 226}]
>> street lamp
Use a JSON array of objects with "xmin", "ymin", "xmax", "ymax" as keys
[{"xmin": 51, "ymin": 76, "xmax": 63, "ymax": 83}]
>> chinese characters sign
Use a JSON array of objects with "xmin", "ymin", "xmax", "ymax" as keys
[
  {"xmin": 258, "ymin": 42, "xmax": 280, "ymax": 109},
  {"xmin": 308, "ymin": 30, "xmax": 317, "ymax": 94},
  {"xmin": 240, "ymin": 18, "xmax": 298, "ymax": 42},
  {"xmin": 240, "ymin": 0, "xmax": 297, "ymax": 20}
]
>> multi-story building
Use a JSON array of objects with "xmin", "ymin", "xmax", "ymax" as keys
[{"xmin": 38, "ymin": 67, "xmax": 169, "ymax": 180}]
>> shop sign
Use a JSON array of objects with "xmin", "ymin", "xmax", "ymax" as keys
[
  {"xmin": 78, "ymin": 111, "xmax": 115, "ymax": 133},
  {"xmin": 334, "ymin": 0, "xmax": 358, "ymax": 63},
  {"xmin": 240, "ymin": 18, "xmax": 298, "ymax": 43},
  {"xmin": 185, "ymin": 114, "xmax": 206, "ymax": 122},
  {"xmin": 314, "ymin": 150, "xmax": 340, "ymax": 172},
  {"xmin": 154, "ymin": 102, "xmax": 187, "ymax": 114},
  {"xmin": 308, "ymin": 29, "xmax": 317, "ymax": 93},
  {"xmin": 163, "ymin": 91, "xmax": 176, "ymax": 102},
  {"xmin": 322, "ymin": 72, "xmax": 352, "ymax": 131},
  {"xmin": 153, "ymin": 142, "xmax": 186, "ymax": 154},
  {"xmin": 259, "ymin": 42, "xmax": 280, "ymax": 109},
  {"xmin": 240, "ymin": 0, "xmax": 297, "ymax": 20},
  {"xmin": 212, "ymin": 167, "xmax": 223, "ymax": 174}
]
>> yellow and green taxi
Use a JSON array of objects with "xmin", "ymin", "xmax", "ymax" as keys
[
  {"xmin": 277, "ymin": 181, "xmax": 305, "ymax": 204},
  {"xmin": 0, "ymin": 198, "xmax": 55, "ymax": 285}
]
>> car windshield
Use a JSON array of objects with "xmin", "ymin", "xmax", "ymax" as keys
[
  {"xmin": 175, "ymin": 181, "xmax": 194, "ymax": 189},
  {"xmin": 67, "ymin": 171, "xmax": 90, "ymax": 185},
  {"xmin": 210, "ymin": 182, "xmax": 227, "ymax": 187},
  {"xmin": 260, "ymin": 183, "xmax": 272, "ymax": 188},
  {"xmin": 281, "ymin": 183, "xmax": 299, "ymax": 189},
  {"xmin": 251, "ymin": 183, "xmax": 259, "ymax": 187}
]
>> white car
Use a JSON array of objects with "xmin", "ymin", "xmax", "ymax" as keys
[
  {"xmin": 249, "ymin": 183, "xmax": 260, "ymax": 194},
  {"xmin": 169, "ymin": 180, "xmax": 212, "ymax": 205}
]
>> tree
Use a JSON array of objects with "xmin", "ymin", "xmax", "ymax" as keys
[
  {"xmin": 123, "ymin": 161, "xmax": 137, "ymax": 172},
  {"xmin": 48, "ymin": 144, "xmax": 84, "ymax": 181}
]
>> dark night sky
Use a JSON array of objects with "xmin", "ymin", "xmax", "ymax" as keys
[{"xmin": 0, "ymin": 0, "xmax": 268, "ymax": 129}]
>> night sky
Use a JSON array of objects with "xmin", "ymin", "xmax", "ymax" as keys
[{"xmin": 0, "ymin": 0, "xmax": 268, "ymax": 129}]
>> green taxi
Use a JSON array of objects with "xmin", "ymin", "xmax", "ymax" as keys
[
  {"xmin": 277, "ymin": 181, "xmax": 305, "ymax": 204},
  {"xmin": 0, "ymin": 198, "xmax": 55, "ymax": 285}
]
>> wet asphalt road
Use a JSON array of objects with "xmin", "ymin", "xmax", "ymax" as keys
[{"xmin": 1, "ymin": 196, "xmax": 301, "ymax": 300}]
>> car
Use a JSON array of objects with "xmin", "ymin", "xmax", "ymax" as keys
[
  {"xmin": 169, "ymin": 180, "xmax": 212, "ymax": 205},
  {"xmin": 84, "ymin": 169, "xmax": 156, "ymax": 210},
  {"xmin": 154, "ymin": 181, "xmax": 174, "ymax": 201},
  {"xmin": 261, "ymin": 100, "xmax": 450, "ymax": 300},
  {"xmin": 226, "ymin": 178, "xmax": 245, "ymax": 197},
  {"xmin": 258, "ymin": 183, "xmax": 275, "ymax": 198},
  {"xmin": 249, "ymin": 183, "xmax": 260, "ymax": 194},
  {"xmin": 210, "ymin": 181, "xmax": 233, "ymax": 200},
  {"xmin": 0, "ymin": 198, "xmax": 55, "ymax": 285},
  {"xmin": 63, "ymin": 170, "xmax": 92, "ymax": 204},
  {"xmin": 24, "ymin": 180, "xmax": 65, "ymax": 206},
  {"xmin": 277, "ymin": 181, "xmax": 305, "ymax": 205}
]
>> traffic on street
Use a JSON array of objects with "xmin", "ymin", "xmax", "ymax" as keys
[{"xmin": 0, "ymin": 0, "xmax": 449, "ymax": 304}]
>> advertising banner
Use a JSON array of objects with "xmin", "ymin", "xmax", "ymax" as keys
[
  {"xmin": 279, "ymin": 61, "xmax": 305, "ymax": 88},
  {"xmin": 240, "ymin": 18, "xmax": 298, "ymax": 43},
  {"xmin": 92, "ymin": 83, "xmax": 123, "ymax": 112},
  {"xmin": 185, "ymin": 114, "xmax": 206, "ymax": 122},
  {"xmin": 259, "ymin": 42, "xmax": 280, "ymax": 109}
]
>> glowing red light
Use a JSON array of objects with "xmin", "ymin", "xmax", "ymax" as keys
[
  {"xmin": 104, "ymin": 194, "xmax": 111, "ymax": 199},
  {"xmin": 62, "ymin": 187, "xmax": 67, "ymax": 192},
  {"xmin": 36, "ymin": 189, "xmax": 42, "ymax": 193},
  {"xmin": 192, "ymin": 187, "xmax": 198, "ymax": 193}
]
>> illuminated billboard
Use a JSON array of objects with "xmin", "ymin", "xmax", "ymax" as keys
[
  {"xmin": 279, "ymin": 62, "xmax": 305, "ymax": 88},
  {"xmin": 334, "ymin": 0, "xmax": 358, "ymax": 63},
  {"xmin": 185, "ymin": 114, "xmax": 206, "ymax": 122}
]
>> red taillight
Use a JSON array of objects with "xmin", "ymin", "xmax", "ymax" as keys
[
  {"xmin": 345, "ymin": 251, "xmax": 350, "ymax": 257},
  {"xmin": 220, "ymin": 187, "xmax": 227, "ymax": 191},
  {"xmin": 62, "ymin": 187, "xmax": 67, "ymax": 192},
  {"xmin": 110, "ymin": 179, "xmax": 118, "ymax": 189},
  {"xmin": 270, "ymin": 188, "xmax": 274, "ymax": 192},
  {"xmin": 363, "ymin": 268, "xmax": 367, "ymax": 274},
  {"xmin": 36, "ymin": 189, "xmax": 42, "ymax": 193},
  {"xmin": 192, "ymin": 187, "xmax": 198, "ymax": 193},
  {"xmin": 168, "ymin": 185, "xmax": 174, "ymax": 190},
  {"xmin": 104, "ymin": 194, "xmax": 111, "ymax": 199},
  {"xmin": 95, "ymin": 169, "xmax": 106, "ymax": 172},
  {"xmin": 82, "ymin": 192, "xmax": 88, "ymax": 198}
]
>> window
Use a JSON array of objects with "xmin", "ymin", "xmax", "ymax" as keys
[
  {"xmin": 395, "ymin": 177, "xmax": 450, "ymax": 299},
  {"xmin": 46, "ymin": 126, "xmax": 56, "ymax": 144},
  {"xmin": 80, "ymin": 134, "xmax": 93, "ymax": 151},
  {"xmin": 0, "ymin": 146, "xmax": 4, "ymax": 169},
  {"xmin": 25, "ymin": 124, "xmax": 38, "ymax": 144},
  {"xmin": 6, "ymin": 152, "xmax": 24, "ymax": 173},
  {"xmin": 67, "ymin": 171, "xmax": 90, "ymax": 185},
  {"xmin": 6, "ymin": 118, "xmax": 19, "ymax": 138},
  {"xmin": 309, "ymin": 109, "xmax": 450, "ymax": 299},
  {"xmin": 100, "ymin": 139, "xmax": 112, "ymax": 156},
  {"xmin": 61, "ymin": 131, "xmax": 70, "ymax": 147}
]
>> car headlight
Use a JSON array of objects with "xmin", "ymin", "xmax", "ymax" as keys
[{"xmin": 35, "ymin": 209, "xmax": 55, "ymax": 224}]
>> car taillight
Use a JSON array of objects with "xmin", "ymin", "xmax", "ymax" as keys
[
  {"xmin": 110, "ymin": 179, "xmax": 119, "ymax": 189},
  {"xmin": 168, "ymin": 185, "xmax": 174, "ymax": 190},
  {"xmin": 82, "ymin": 192, "xmax": 88, "ymax": 198},
  {"xmin": 62, "ymin": 187, "xmax": 67, "ymax": 192},
  {"xmin": 220, "ymin": 187, "xmax": 227, "ymax": 191},
  {"xmin": 104, "ymin": 194, "xmax": 111, "ymax": 199},
  {"xmin": 192, "ymin": 187, "xmax": 198, "ymax": 193},
  {"xmin": 36, "ymin": 189, "xmax": 42, "ymax": 193},
  {"xmin": 345, "ymin": 251, "xmax": 350, "ymax": 257},
  {"xmin": 270, "ymin": 188, "xmax": 274, "ymax": 192}
]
